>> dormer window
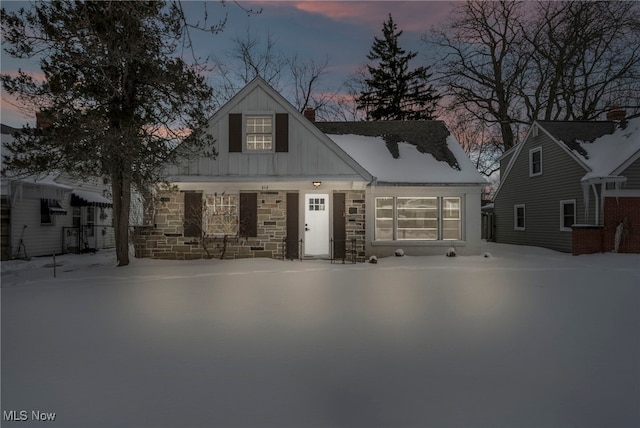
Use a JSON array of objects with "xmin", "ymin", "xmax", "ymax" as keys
[
  {"xmin": 228, "ymin": 113, "xmax": 288, "ymax": 153},
  {"xmin": 246, "ymin": 115, "xmax": 273, "ymax": 151}
]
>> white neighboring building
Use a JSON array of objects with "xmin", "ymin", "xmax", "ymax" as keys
[{"xmin": 1, "ymin": 124, "xmax": 115, "ymax": 259}]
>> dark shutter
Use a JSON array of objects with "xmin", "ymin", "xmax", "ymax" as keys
[
  {"xmin": 229, "ymin": 113, "xmax": 242, "ymax": 153},
  {"xmin": 286, "ymin": 193, "xmax": 299, "ymax": 259},
  {"xmin": 275, "ymin": 113, "xmax": 289, "ymax": 152},
  {"xmin": 183, "ymin": 192, "xmax": 202, "ymax": 237},
  {"xmin": 333, "ymin": 193, "xmax": 346, "ymax": 259},
  {"xmin": 239, "ymin": 193, "xmax": 258, "ymax": 238}
]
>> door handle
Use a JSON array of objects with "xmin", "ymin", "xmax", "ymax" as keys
[{"xmin": 305, "ymin": 227, "xmax": 310, "ymax": 231}]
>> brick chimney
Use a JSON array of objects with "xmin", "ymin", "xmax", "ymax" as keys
[
  {"xmin": 303, "ymin": 107, "xmax": 315, "ymax": 122},
  {"xmin": 36, "ymin": 112, "xmax": 54, "ymax": 129},
  {"xmin": 606, "ymin": 106, "xmax": 626, "ymax": 121}
]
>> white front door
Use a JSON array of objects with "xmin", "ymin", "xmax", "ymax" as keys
[{"xmin": 304, "ymin": 194, "xmax": 329, "ymax": 256}]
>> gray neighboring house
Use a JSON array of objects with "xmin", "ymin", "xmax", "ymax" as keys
[{"xmin": 493, "ymin": 113, "xmax": 640, "ymax": 253}]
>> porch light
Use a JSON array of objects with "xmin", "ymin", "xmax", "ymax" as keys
[{"xmin": 312, "ymin": 181, "xmax": 322, "ymax": 188}]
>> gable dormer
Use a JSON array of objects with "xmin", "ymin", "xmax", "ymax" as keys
[{"xmin": 168, "ymin": 77, "xmax": 371, "ymax": 182}]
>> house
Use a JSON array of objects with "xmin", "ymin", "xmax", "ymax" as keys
[
  {"xmin": 1, "ymin": 124, "xmax": 116, "ymax": 260},
  {"xmin": 493, "ymin": 112, "xmax": 640, "ymax": 254},
  {"xmin": 134, "ymin": 77, "xmax": 486, "ymax": 261}
]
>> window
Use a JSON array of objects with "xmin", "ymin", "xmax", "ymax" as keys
[
  {"xmin": 529, "ymin": 147, "xmax": 542, "ymax": 176},
  {"xmin": 560, "ymin": 200, "xmax": 576, "ymax": 231},
  {"xmin": 442, "ymin": 197, "xmax": 461, "ymax": 240},
  {"xmin": 308, "ymin": 197, "xmax": 325, "ymax": 211},
  {"xmin": 40, "ymin": 199, "xmax": 65, "ymax": 225},
  {"xmin": 41, "ymin": 199, "xmax": 53, "ymax": 225},
  {"xmin": 72, "ymin": 207, "xmax": 81, "ymax": 228},
  {"xmin": 246, "ymin": 115, "xmax": 273, "ymax": 151},
  {"xmin": 86, "ymin": 206, "xmax": 95, "ymax": 237},
  {"xmin": 374, "ymin": 197, "xmax": 462, "ymax": 241},
  {"xmin": 205, "ymin": 195, "xmax": 238, "ymax": 236},
  {"xmin": 514, "ymin": 204, "xmax": 525, "ymax": 230},
  {"xmin": 397, "ymin": 197, "xmax": 438, "ymax": 240}
]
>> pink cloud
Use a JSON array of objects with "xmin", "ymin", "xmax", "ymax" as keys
[{"xmin": 290, "ymin": 1, "xmax": 454, "ymax": 33}]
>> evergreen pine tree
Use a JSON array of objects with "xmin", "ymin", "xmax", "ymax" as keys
[{"xmin": 357, "ymin": 14, "xmax": 440, "ymax": 121}]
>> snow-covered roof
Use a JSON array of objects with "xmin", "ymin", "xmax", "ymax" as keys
[
  {"xmin": 315, "ymin": 121, "xmax": 486, "ymax": 185},
  {"xmin": 1, "ymin": 125, "xmax": 72, "ymax": 196},
  {"xmin": 575, "ymin": 116, "xmax": 640, "ymax": 180},
  {"xmin": 539, "ymin": 116, "xmax": 640, "ymax": 181}
]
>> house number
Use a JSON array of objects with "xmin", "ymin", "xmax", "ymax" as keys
[{"xmin": 262, "ymin": 185, "xmax": 269, "ymax": 190}]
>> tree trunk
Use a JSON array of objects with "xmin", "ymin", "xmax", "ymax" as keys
[{"xmin": 111, "ymin": 171, "xmax": 131, "ymax": 267}]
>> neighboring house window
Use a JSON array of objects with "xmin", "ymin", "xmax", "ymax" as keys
[
  {"xmin": 72, "ymin": 207, "xmax": 81, "ymax": 228},
  {"xmin": 246, "ymin": 115, "xmax": 273, "ymax": 151},
  {"xmin": 374, "ymin": 197, "xmax": 462, "ymax": 241},
  {"xmin": 86, "ymin": 206, "xmax": 95, "ymax": 237},
  {"xmin": 560, "ymin": 200, "xmax": 576, "ymax": 231},
  {"xmin": 40, "ymin": 199, "xmax": 65, "ymax": 225},
  {"xmin": 41, "ymin": 199, "xmax": 54, "ymax": 225},
  {"xmin": 514, "ymin": 204, "xmax": 526, "ymax": 230},
  {"xmin": 529, "ymin": 147, "xmax": 542, "ymax": 176},
  {"xmin": 205, "ymin": 194, "xmax": 238, "ymax": 236}
]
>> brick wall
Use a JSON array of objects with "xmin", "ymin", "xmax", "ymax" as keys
[
  {"xmin": 572, "ymin": 226, "xmax": 604, "ymax": 256},
  {"xmin": 603, "ymin": 197, "xmax": 640, "ymax": 253}
]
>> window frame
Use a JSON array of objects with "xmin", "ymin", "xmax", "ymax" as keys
[
  {"xmin": 559, "ymin": 199, "xmax": 576, "ymax": 232},
  {"xmin": 514, "ymin": 204, "xmax": 526, "ymax": 231},
  {"xmin": 245, "ymin": 114, "xmax": 274, "ymax": 152},
  {"xmin": 40, "ymin": 199, "xmax": 54, "ymax": 225},
  {"xmin": 205, "ymin": 194, "xmax": 239, "ymax": 237},
  {"xmin": 442, "ymin": 197, "xmax": 462, "ymax": 240},
  {"xmin": 529, "ymin": 147, "xmax": 542, "ymax": 177},
  {"xmin": 374, "ymin": 196, "xmax": 463, "ymax": 242}
]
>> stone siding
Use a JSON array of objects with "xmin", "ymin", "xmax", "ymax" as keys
[
  {"xmin": 343, "ymin": 190, "xmax": 366, "ymax": 262},
  {"xmin": 134, "ymin": 189, "xmax": 367, "ymax": 261}
]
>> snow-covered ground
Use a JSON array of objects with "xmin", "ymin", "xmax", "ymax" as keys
[{"xmin": 2, "ymin": 243, "xmax": 639, "ymax": 428}]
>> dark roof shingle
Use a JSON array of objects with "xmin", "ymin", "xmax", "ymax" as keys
[
  {"xmin": 538, "ymin": 121, "xmax": 615, "ymax": 158},
  {"xmin": 314, "ymin": 121, "xmax": 460, "ymax": 170}
]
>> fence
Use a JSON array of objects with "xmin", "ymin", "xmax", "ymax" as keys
[
  {"xmin": 63, "ymin": 225, "xmax": 115, "ymax": 254},
  {"xmin": 330, "ymin": 238, "xmax": 357, "ymax": 264}
]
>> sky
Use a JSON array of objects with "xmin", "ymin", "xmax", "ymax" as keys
[{"xmin": 0, "ymin": 1, "xmax": 457, "ymax": 128}]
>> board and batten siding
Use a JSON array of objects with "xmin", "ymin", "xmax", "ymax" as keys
[
  {"xmin": 494, "ymin": 133, "xmax": 593, "ymax": 253},
  {"xmin": 167, "ymin": 84, "xmax": 363, "ymax": 180}
]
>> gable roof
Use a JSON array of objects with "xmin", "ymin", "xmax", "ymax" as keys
[
  {"xmin": 537, "ymin": 121, "xmax": 616, "ymax": 159},
  {"xmin": 495, "ymin": 116, "xmax": 640, "ymax": 198},
  {"xmin": 315, "ymin": 121, "xmax": 486, "ymax": 185},
  {"xmin": 202, "ymin": 77, "xmax": 372, "ymax": 182}
]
